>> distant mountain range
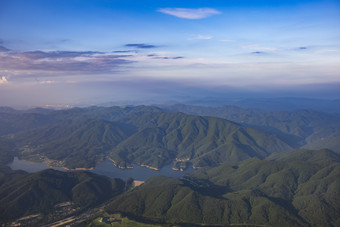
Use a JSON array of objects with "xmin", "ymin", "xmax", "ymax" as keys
[
  {"xmin": 1, "ymin": 104, "xmax": 339, "ymax": 170},
  {"xmin": 3, "ymin": 107, "xmax": 291, "ymax": 170},
  {"xmin": 163, "ymin": 104, "xmax": 340, "ymax": 152},
  {"xmin": 164, "ymin": 97, "xmax": 340, "ymax": 112},
  {"xmin": 98, "ymin": 97, "xmax": 340, "ymax": 112},
  {"xmin": 0, "ymin": 104, "xmax": 339, "ymax": 226}
]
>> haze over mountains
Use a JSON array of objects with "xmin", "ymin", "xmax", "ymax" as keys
[
  {"xmin": 1, "ymin": 104, "xmax": 339, "ymax": 166},
  {"xmin": 2, "ymin": 103, "xmax": 339, "ymax": 170},
  {"xmin": 2, "ymin": 105, "xmax": 291, "ymax": 169},
  {"xmin": 0, "ymin": 103, "xmax": 339, "ymax": 226},
  {"xmin": 1, "ymin": 0, "xmax": 339, "ymax": 226}
]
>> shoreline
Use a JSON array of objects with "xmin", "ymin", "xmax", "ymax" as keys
[
  {"xmin": 12, "ymin": 157, "xmax": 193, "ymax": 172},
  {"xmin": 139, "ymin": 164, "xmax": 159, "ymax": 171},
  {"xmin": 45, "ymin": 159, "xmax": 95, "ymax": 171},
  {"xmin": 107, "ymin": 158, "xmax": 161, "ymax": 171},
  {"xmin": 133, "ymin": 180, "xmax": 144, "ymax": 187},
  {"xmin": 13, "ymin": 157, "xmax": 95, "ymax": 171},
  {"xmin": 60, "ymin": 166, "xmax": 95, "ymax": 171}
]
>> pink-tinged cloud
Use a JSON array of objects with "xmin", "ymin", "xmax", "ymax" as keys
[
  {"xmin": 0, "ymin": 76, "xmax": 8, "ymax": 84},
  {"xmin": 0, "ymin": 49, "xmax": 133, "ymax": 73},
  {"xmin": 158, "ymin": 8, "xmax": 221, "ymax": 19}
]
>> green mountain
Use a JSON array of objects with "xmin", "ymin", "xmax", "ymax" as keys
[
  {"xmin": 106, "ymin": 149, "xmax": 340, "ymax": 227},
  {"xmin": 47, "ymin": 105, "xmax": 163, "ymax": 124},
  {"xmin": 0, "ymin": 112, "xmax": 55, "ymax": 136},
  {"xmin": 3, "ymin": 105, "xmax": 339, "ymax": 153},
  {"xmin": 1, "ymin": 105, "xmax": 337, "ymax": 171},
  {"xmin": 0, "ymin": 105, "xmax": 160, "ymax": 137},
  {"xmin": 267, "ymin": 148, "xmax": 340, "ymax": 165},
  {"xmin": 109, "ymin": 112, "xmax": 291, "ymax": 169},
  {"xmin": 164, "ymin": 104, "xmax": 340, "ymax": 150},
  {"xmin": 0, "ymin": 168, "xmax": 125, "ymax": 224},
  {"xmin": 302, "ymin": 136, "xmax": 340, "ymax": 153},
  {"xmin": 7, "ymin": 109, "xmax": 291, "ymax": 170},
  {"xmin": 0, "ymin": 139, "xmax": 17, "ymax": 165},
  {"xmin": 1, "ymin": 106, "xmax": 339, "ymax": 226},
  {"xmin": 14, "ymin": 119, "xmax": 135, "ymax": 169}
]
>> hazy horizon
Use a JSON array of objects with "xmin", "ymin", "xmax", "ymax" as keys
[{"xmin": 1, "ymin": 0, "xmax": 339, "ymax": 107}]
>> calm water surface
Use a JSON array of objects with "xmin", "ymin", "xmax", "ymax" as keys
[{"xmin": 9, "ymin": 157, "xmax": 195, "ymax": 181}]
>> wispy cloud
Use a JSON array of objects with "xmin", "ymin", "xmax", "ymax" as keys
[
  {"xmin": 145, "ymin": 53, "xmax": 184, "ymax": 60},
  {"xmin": 0, "ymin": 47, "xmax": 133, "ymax": 73},
  {"xmin": 219, "ymin": 40, "xmax": 235, "ymax": 42},
  {"xmin": 39, "ymin": 80, "xmax": 55, "ymax": 84},
  {"xmin": 241, "ymin": 44, "xmax": 277, "ymax": 51},
  {"xmin": 16, "ymin": 50, "xmax": 104, "ymax": 60},
  {"xmin": 0, "ymin": 76, "xmax": 8, "ymax": 84},
  {"xmin": 295, "ymin": 46, "xmax": 308, "ymax": 51},
  {"xmin": 113, "ymin": 50, "xmax": 137, "ymax": 53},
  {"xmin": 153, "ymin": 56, "xmax": 184, "ymax": 60},
  {"xmin": 0, "ymin": 45, "xmax": 10, "ymax": 52},
  {"xmin": 317, "ymin": 49, "xmax": 340, "ymax": 54},
  {"xmin": 252, "ymin": 51, "xmax": 265, "ymax": 54},
  {"xmin": 188, "ymin": 35, "xmax": 213, "ymax": 40},
  {"xmin": 157, "ymin": 8, "xmax": 221, "ymax": 19},
  {"xmin": 125, "ymin": 43, "xmax": 159, "ymax": 49}
]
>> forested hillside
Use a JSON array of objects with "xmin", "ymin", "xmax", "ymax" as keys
[
  {"xmin": 106, "ymin": 149, "xmax": 340, "ymax": 227},
  {"xmin": 0, "ymin": 105, "xmax": 339, "ymax": 226},
  {"xmin": 0, "ymin": 167, "xmax": 125, "ymax": 225},
  {"xmin": 164, "ymin": 104, "xmax": 340, "ymax": 152},
  {"xmin": 2, "ymin": 107, "xmax": 291, "ymax": 169}
]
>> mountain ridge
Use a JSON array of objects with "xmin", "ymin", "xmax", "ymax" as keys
[
  {"xmin": 8, "ymin": 110, "xmax": 292, "ymax": 170},
  {"xmin": 106, "ymin": 149, "xmax": 340, "ymax": 227}
]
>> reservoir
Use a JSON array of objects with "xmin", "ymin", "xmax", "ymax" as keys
[{"xmin": 9, "ymin": 157, "xmax": 195, "ymax": 181}]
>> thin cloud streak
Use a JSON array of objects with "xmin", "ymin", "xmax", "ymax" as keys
[
  {"xmin": 158, "ymin": 8, "xmax": 221, "ymax": 19},
  {"xmin": 16, "ymin": 50, "xmax": 104, "ymax": 60},
  {"xmin": 188, "ymin": 35, "xmax": 213, "ymax": 40},
  {"xmin": 0, "ymin": 44, "xmax": 339, "ymax": 100},
  {"xmin": 219, "ymin": 40, "xmax": 235, "ymax": 42},
  {"xmin": 113, "ymin": 50, "xmax": 137, "ymax": 53},
  {"xmin": 125, "ymin": 44, "xmax": 159, "ymax": 49},
  {"xmin": 39, "ymin": 80, "xmax": 55, "ymax": 84},
  {"xmin": 0, "ymin": 47, "xmax": 133, "ymax": 73},
  {"xmin": 241, "ymin": 45, "xmax": 277, "ymax": 51}
]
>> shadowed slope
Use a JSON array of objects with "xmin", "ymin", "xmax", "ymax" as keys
[
  {"xmin": 110, "ymin": 112, "xmax": 291, "ymax": 169},
  {"xmin": 0, "ymin": 168, "xmax": 125, "ymax": 223},
  {"xmin": 106, "ymin": 149, "xmax": 340, "ymax": 227}
]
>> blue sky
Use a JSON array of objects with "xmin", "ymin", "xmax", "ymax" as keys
[{"xmin": 0, "ymin": 0, "xmax": 339, "ymax": 107}]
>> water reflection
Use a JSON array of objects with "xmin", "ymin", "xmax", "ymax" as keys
[
  {"xmin": 9, "ymin": 157, "xmax": 66, "ymax": 172},
  {"xmin": 9, "ymin": 157, "xmax": 195, "ymax": 181}
]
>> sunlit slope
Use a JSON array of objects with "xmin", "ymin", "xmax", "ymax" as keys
[
  {"xmin": 106, "ymin": 149, "xmax": 340, "ymax": 227},
  {"xmin": 15, "ymin": 119, "xmax": 134, "ymax": 169},
  {"xmin": 109, "ymin": 112, "xmax": 292, "ymax": 169},
  {"xmin": 11, "ymin": 111, "xmax": 291, "ymax": 170},
  {"xmin": 165, "ymin": 104, "xmax": 340, "ymax": 150}
]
